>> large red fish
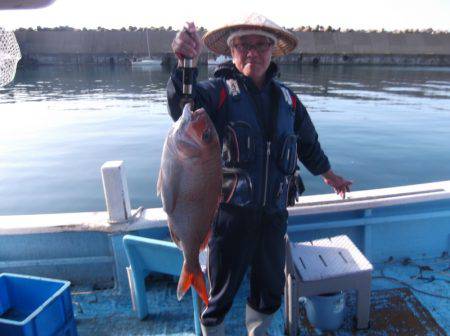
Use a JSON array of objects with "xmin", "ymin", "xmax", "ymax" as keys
[{"xmin": 157, "ymin": 103, "xmax": 222, "ymax": 305}]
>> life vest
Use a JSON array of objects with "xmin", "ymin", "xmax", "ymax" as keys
[{"xmin": 220, "ymin": 78, "xmax": 299, "ymax": 211}]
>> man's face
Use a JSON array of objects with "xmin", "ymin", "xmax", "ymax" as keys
[{"xmin": 230, "ymin": 34, "xmax": 274, "ymax": 82}]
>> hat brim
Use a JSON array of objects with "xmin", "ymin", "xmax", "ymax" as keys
[{"xmin": 203, "ymin": 24, "xmax": 298, "ymax": 57}]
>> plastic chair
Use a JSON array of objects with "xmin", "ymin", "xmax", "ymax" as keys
[
  {"xmin": 284, "ymin": 235, "xmax": 373, "ymax": 335},
  {"xmin": 123, "ymin": 234, "xmax": 206, "ymax": 336}
]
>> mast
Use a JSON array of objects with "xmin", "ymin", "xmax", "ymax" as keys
[{"xmin": 145, "ymin": 28, "xmax": 151, "ymax": 59}]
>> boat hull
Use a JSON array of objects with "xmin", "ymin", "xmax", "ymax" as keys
[{"xmin": 0, "ymin": 181, "xmax": 449, "ymax": 290}]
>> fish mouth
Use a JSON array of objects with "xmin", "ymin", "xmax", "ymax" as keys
[
  {"xmin": 177, "ymin": 106, "xmax": 214, "ymax": 151},
  {"xmin": 191, "ymin": 111, "xmax": 208, "ymax": 134},
  {"xmin": 191, "ymin": 108, "xmax": 207, "ymax": 120},
  {"xmin": 181, "ymin": 102, "xmax": 194, "ymax": 120},
  {"xmin": 180, "ymin": 104, "xmax": 207, "ymax": 125}
]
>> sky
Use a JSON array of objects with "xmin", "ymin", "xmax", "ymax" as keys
[{"xmin": 0, "ymin": 0, "xmax": 449, "ymax": 32}]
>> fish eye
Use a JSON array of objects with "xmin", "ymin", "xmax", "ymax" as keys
[{"xmin": 202, "ymin": 129, "xmax": 211, "ymax": 142}]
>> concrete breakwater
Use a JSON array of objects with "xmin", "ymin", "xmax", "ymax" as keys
[{"xmin": 15, "ymin": 30, "xmax": 450, "ymax": 66}]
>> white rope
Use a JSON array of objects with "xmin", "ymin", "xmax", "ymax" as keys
[{"xmin": 0, "ymin": 27, "xmax": 21, "ymax": 87}]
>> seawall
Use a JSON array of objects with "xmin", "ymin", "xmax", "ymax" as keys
[{"xmin": 14, "ymin": 30, "xmax": 450, "ymax": 66}]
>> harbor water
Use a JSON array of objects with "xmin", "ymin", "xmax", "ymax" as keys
[{"xmin": 0, "ymin": 65, "xmax": 449, "ymax": 215}]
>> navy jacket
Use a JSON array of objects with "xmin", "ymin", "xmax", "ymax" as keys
[{"xmin": 167, "ymin": 61, "xmax": 330, "ymax": 211}]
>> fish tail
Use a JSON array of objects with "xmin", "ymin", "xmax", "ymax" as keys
[{"xmin": 177, "ymin": 261, "xmax": 209, "ymax": 306}]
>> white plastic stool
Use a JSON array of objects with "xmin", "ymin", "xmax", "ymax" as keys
[{"xmin": 284, "ymin": 235, "xmax": 373, "ymax": 335}]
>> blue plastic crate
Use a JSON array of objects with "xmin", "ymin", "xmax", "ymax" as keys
[{"xmin": 0, "ymin": 273, "xmax": 77, "ymax": 336}]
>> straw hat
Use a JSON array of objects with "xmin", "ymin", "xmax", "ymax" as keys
[{"xmin": 203, "ymin": 13, "xmax": 298, "ymax": 57}]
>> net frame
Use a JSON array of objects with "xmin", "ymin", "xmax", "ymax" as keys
[{"xmin": 0, "ymin": 27, "xmax": 21, "ymax": 87}]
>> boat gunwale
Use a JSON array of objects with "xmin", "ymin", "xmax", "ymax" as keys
[{"xmin": 0, "ymin": 180, "xmax": 449, "ymax": 235}]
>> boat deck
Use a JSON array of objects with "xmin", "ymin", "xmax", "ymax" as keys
[{"xmin": 72, "ymin": 256, "xmax": 449, "ymax": 335}]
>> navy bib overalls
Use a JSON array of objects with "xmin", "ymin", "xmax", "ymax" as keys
[{"xmin": 202, "ymin": 77, "xmax": 297, "ymax": 326}]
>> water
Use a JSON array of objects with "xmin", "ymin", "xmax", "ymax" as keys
[{"xmin": 0, "ymin": 65, "xmax": 449, "ymax": 215}]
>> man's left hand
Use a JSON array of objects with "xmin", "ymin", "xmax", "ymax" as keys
[{"xmin": 321, "ymin": 170, "xmax": 352, "ymax": 199}]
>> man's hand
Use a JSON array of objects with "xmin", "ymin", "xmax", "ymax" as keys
[
  {"xmin": 322, "ymin": 170, "xmax": 352, "ymax": 199},
  {"xmin": 172, "ymin": 22, "xmax": 203, "ymax": 66}
]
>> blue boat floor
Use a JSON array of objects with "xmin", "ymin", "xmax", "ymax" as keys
[{"xmin": 72, "ymin": 256, "xmax": 449, "ymax": 335}]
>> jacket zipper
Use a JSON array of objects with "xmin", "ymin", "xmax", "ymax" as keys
[
  {"xmin": 240, "ymin": 80, "xmax": 275, "ymax": 208},
  {"xmin": 262, "ymin": 141, "xmax": 271, "ymax": 206}
]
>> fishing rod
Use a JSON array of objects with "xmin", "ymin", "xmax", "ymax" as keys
[
  {"xmin": 180, "ymin": 29, "xmax": 195, "ymax": 110},
  {"xmin": 182, "ymin": 57, "xmax": 194, "ymax": 108}
]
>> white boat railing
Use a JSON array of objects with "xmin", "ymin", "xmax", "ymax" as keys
[{"xmin": 0, "ymin": 160, "xmax": 449, "ymax": 236}]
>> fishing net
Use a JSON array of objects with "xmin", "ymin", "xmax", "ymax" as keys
[{"xmin": 0, "ymin": 27, "xmax": 21, "ymax": 87}]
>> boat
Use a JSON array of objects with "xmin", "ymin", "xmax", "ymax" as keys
[
  {"xmin": 1, "ymin": 3, "xmax": 449, "ymax": 334},
  {"xmin": 131, "ymin": 57, "xmax": 161, "ymax": 66},
  {"xmin": 207, "ymin": 54, "xmax": 232, "ymax": 66},
  {"xmin": 131, "ymin": 29, "xmax": 161, "ymax": 67},
  {"xmin": 0, "ymin": 161, "xmax": 449, "ymax": 334}
]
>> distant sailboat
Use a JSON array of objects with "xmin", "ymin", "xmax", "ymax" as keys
[
  {"xmin": 132, "ymin": 29, "xmax": 161, "ymax": 66},
  {"xmin": 207, "ymin": 55, "xmax": 232, "ymax": 66}
]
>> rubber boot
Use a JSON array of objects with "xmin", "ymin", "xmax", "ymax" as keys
[
  {"xmin": 200, "ymin": 321, "xmax": 225, "ymax": 336},
  {"xmin": 245, "ymin": 304, "xmax": 275, "ymax": 336}
]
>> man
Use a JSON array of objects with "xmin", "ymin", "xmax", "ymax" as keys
[{"xmin": 167, "ymin": 13, "xmax": 352, "ymax": 336}]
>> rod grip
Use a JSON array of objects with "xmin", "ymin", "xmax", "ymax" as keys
[{"xmin": 182, "ymin": 58, "xmax": 194, "ymax": 96}]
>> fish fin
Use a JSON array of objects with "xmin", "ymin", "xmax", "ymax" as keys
[
  {"xmin": 200, "ymin": 227, "xmax": 212, "ymax": 251},
  {"xmin": 177, "ymin": 261, "xmax": 209, "ymax": 306},
  {"xmin": 158, "ymin": 158, "xmax": 181, "ymax": 214},
  {"xmin": 192, "ymin": 269, "xmax": 209, "ymax": 306},
  {"xmin": 168, "ymin": 222, "xmax": 182, "ymax": 249}
]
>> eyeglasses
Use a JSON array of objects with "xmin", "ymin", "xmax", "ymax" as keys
[{"xmin": 232, "ymin": 42, "xmax": 273, "ymax": 54}]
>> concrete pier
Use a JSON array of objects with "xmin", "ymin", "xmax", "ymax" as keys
[{"xmin": 14, "ymin": 30, "xmax": 450, "ymax": 66}]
